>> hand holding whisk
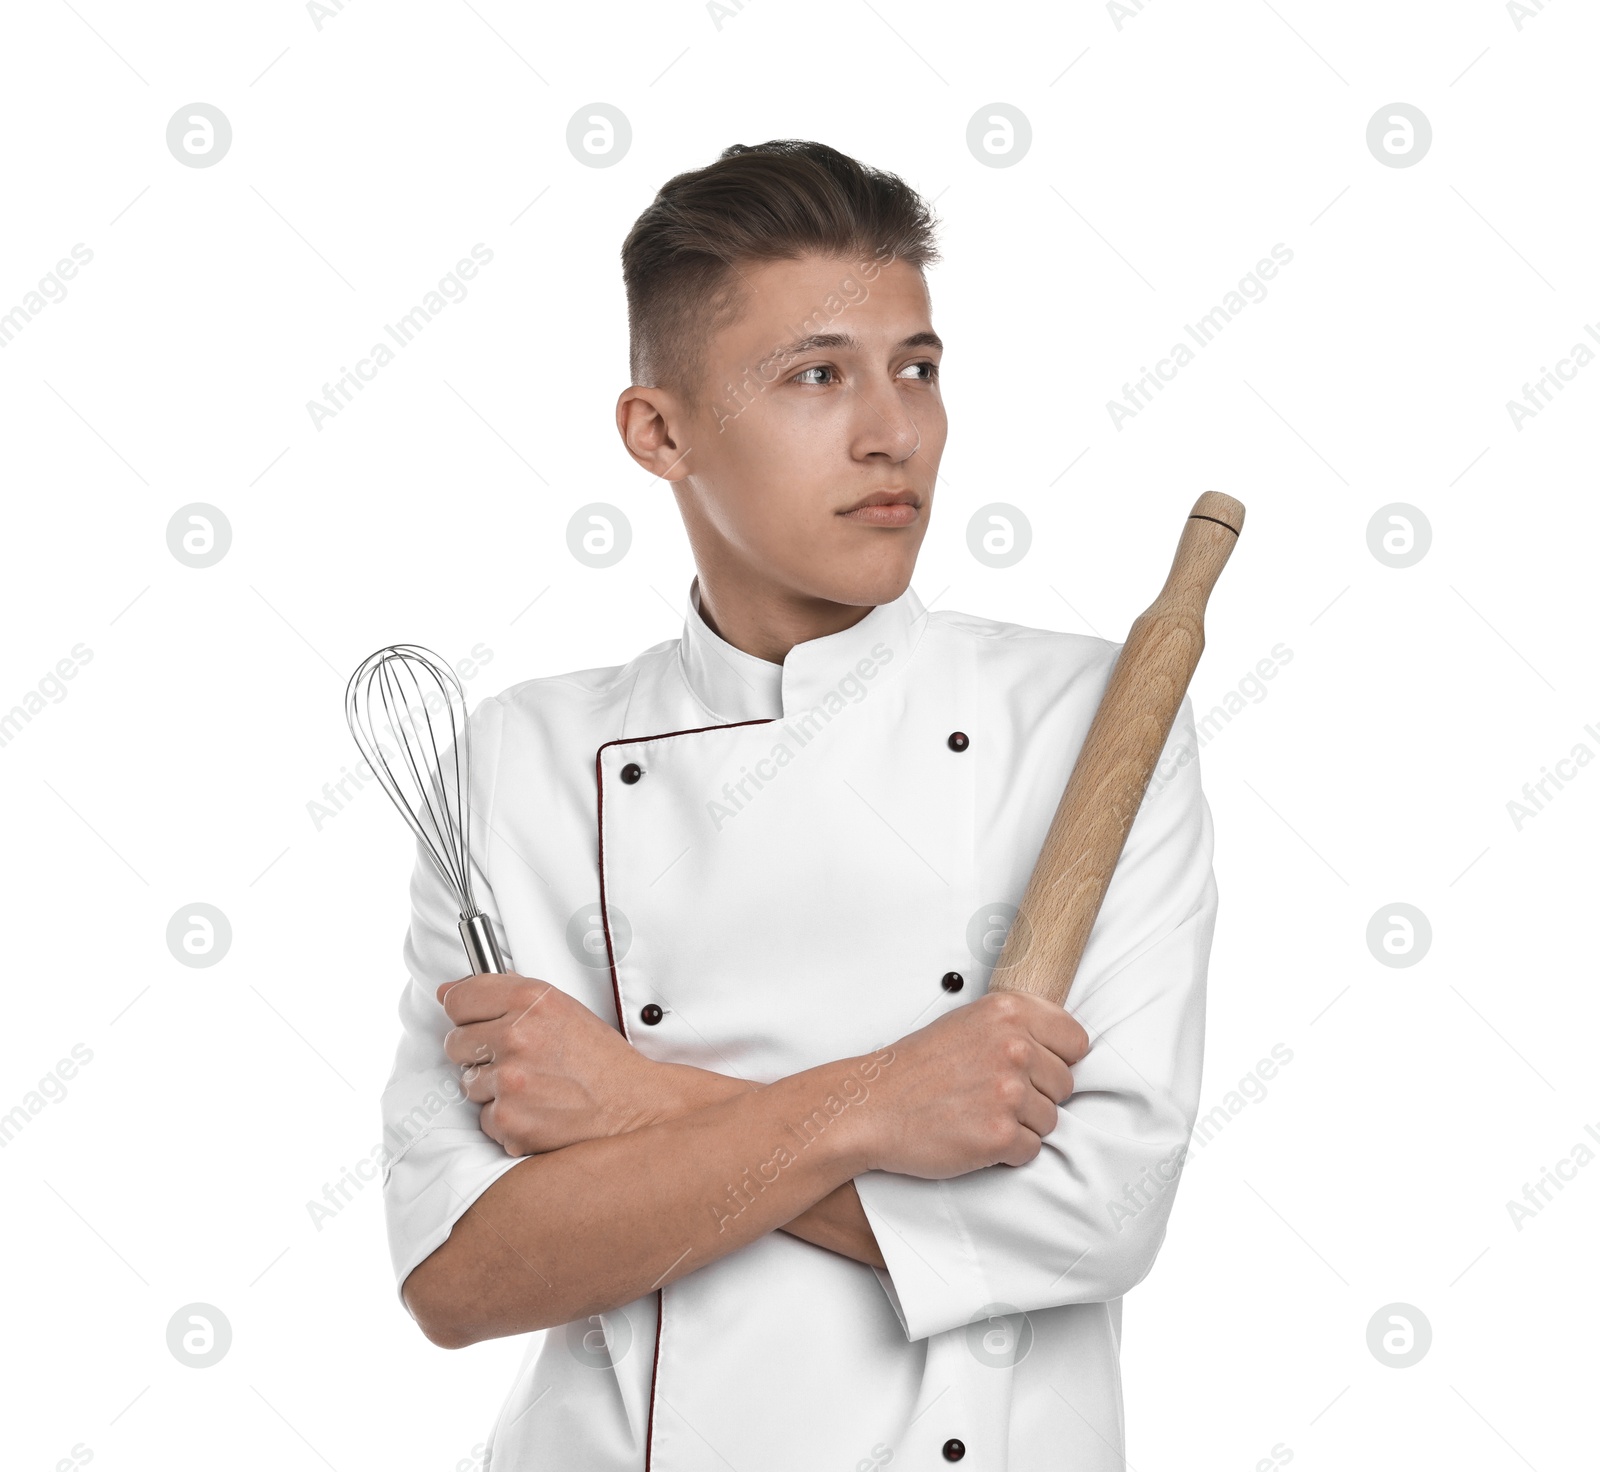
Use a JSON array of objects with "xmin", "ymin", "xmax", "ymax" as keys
[{"xmin": 343, "ymin": 644, "xmax": 505, "ymax": 975}]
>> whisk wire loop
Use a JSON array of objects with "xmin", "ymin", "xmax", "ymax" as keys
[{"xmin": 344, "ymin": 644, "xmax": 483, "ymax": 923}]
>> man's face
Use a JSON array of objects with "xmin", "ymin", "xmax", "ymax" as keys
[{"xmin": 619, "ymin": 252, "xmax": 946, "ymax": 612}]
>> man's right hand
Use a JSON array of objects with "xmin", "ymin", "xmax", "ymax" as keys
[{"xmin": 850, "ymin": 991, "xmax": 1090, "ymax": 1179}]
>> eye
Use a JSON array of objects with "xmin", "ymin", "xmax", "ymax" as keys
[{"xmin": 789, "ymin": 361, "xmax": 940, "ymax": 387}]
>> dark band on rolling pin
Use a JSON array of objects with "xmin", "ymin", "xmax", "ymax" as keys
[{"xmin": 1188, "ymin": 513, "xmax": 1241, "ymax": 535}]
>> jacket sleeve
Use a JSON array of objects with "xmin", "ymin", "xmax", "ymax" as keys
[
  {"xmin": 852, "ymin": 695, "xmax": 1217, "ymax": 1343},
  {"xmin": 377, "ymin": 694, "xmax": 524, "ymax": 1301}
]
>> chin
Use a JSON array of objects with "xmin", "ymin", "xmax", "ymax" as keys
[{"xmin": 808, "ymin": 545, "xmax": 920, "ymax": 609}]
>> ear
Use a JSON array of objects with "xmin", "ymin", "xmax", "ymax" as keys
[{"xmin": 616, "ymin": 385, "xmax": 693, "ymax": 482}]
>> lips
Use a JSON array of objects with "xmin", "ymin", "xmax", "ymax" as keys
[
  {"xmin": 839, "ymin": 491, "xmax": 920, "ymax": 526},
  {"xmin": 840, "ymin": 504, "xmax": 918, "ymax": 527},
  {"xmin": 841, "ymin": 490, "xmax": 919, "ymax": 512}
]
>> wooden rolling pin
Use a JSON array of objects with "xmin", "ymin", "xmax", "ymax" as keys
[{"xmin": 988, "ymin": 491, "xmax": 1245, "ymax": 1005}]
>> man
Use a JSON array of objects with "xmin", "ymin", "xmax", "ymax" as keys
[{"xmin": 381, "ymin": 139, "xmax": 1217, "ymax": 1470}]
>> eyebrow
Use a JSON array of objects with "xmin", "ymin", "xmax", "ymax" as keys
[{"xmin": 771, "ymin": 330, "xmax": 943, "ymax": 362}]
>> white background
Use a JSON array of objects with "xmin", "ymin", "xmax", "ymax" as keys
[{"xmin": 2, "ymin": 1, "xmax": 1596, "ymax": 1468}]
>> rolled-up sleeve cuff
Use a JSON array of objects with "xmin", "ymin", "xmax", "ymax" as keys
[
  {"xmin": 854, "ymin": 1170, "xmax": 993, "ymax": 1342},
  {"xmin": 383, "ymin": 1121, "xmax": 525, "ymax": 1303}
]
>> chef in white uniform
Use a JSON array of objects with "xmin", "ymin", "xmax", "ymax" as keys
[
  {"xmin": 380, "ymin": 139, "xmax": 1218, "ymax": 1467},
  {"xmin": 379, "ymin": 569, "xmax": 1217, "ymax": 1470}
]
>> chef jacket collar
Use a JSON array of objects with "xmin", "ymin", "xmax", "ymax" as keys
[{"xmin": 679, "ymin": 573, "xmax": 928, "ymax": 724}]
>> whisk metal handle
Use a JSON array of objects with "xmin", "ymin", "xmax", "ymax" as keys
[{"xmin": 459, "ymin": 912, "xmax": 506, "ymax": 975}]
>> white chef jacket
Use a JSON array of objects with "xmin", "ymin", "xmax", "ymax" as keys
[{"xmin": 380, "ymin": 575, "xmax": 1218, "ymax": 1472}]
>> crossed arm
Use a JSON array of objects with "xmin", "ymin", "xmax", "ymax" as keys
[
  {"xmin": 602, "ymin": 1054, "xmax": 886, "ymax": 1267},
  {"xmin": 400, "ymin": 973, "xmax": 1084, "ymax": 1347}
]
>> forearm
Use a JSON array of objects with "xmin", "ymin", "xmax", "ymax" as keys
[
  {"xmin": 403, "ymin": 1054, "xmax": 876, "ymax": 1347},
  {"xmin": 656, "ymin": 1063, "xmax": 885, "ymax": 1269}
]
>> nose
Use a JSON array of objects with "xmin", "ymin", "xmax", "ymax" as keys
[{"xmin": 849, "ymin": 376, "xmax": 924, "ymax": 462}]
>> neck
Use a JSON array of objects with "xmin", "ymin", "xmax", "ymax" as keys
[{"xmin": 694, "ymin": 573, "xmax": 877, "ymax": 666}]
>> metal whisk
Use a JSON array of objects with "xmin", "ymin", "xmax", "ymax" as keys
[{"xmin": 344, "ymin": 644, "xmax": 505, "ymax": 974}]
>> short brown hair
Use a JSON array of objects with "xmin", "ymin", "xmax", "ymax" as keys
[{"xmin": 621, "ymin": 140, "xmax": 941, "ymax": 408}]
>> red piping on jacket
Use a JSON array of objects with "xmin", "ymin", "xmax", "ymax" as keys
[{"xmin": 592, "ymin": 716, "xmax": 775, "ymax": 1472}]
